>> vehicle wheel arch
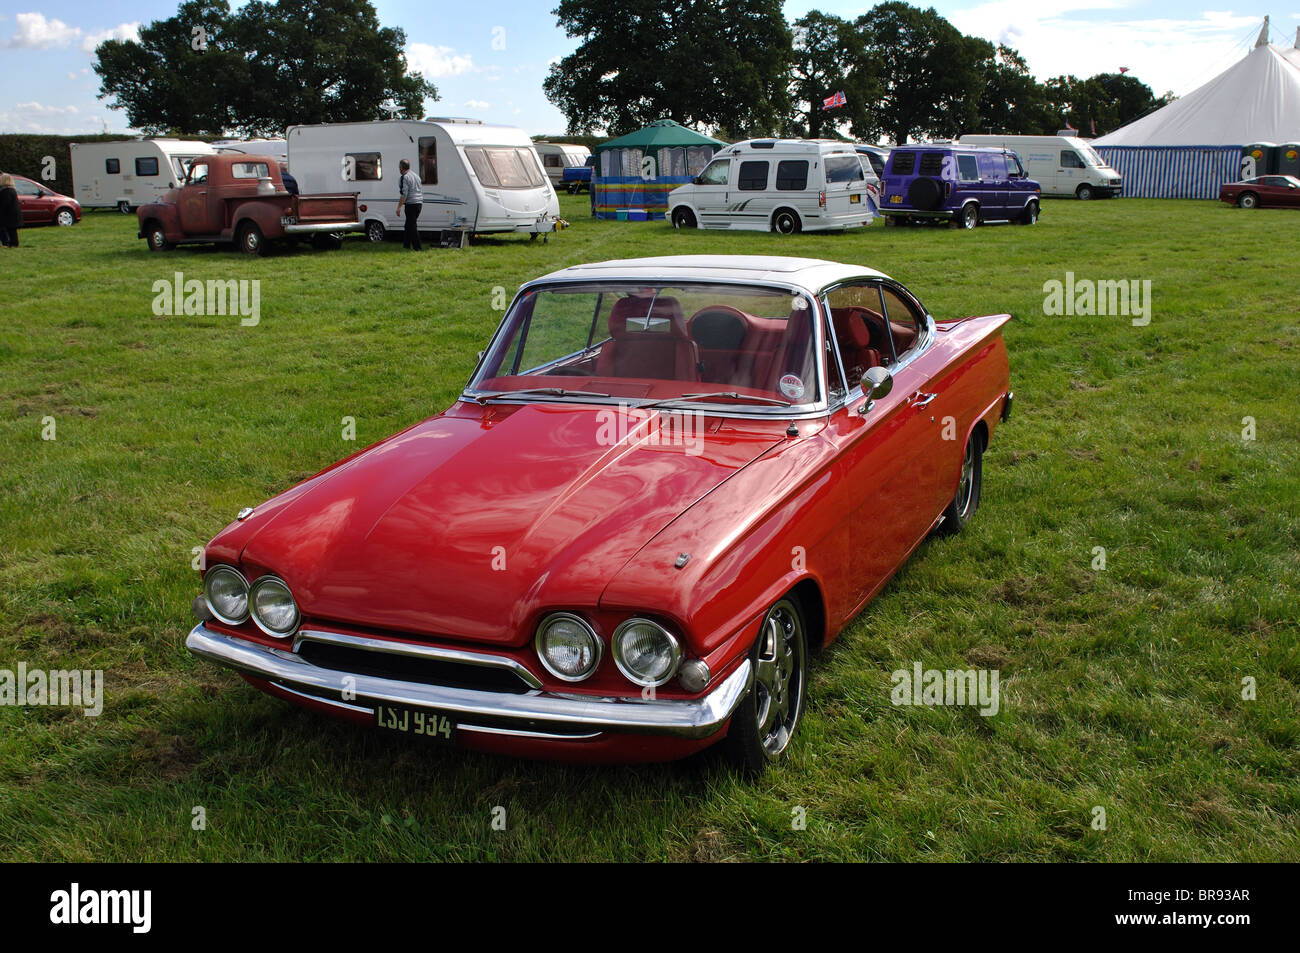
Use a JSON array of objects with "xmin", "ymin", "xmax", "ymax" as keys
[
  {"xmin": 790, "ymin": 577, "xmax": 827, "ymax": 651},
  {"xmin": 771, "ymin": 206, "xmax": 802, "ymax": 234}
]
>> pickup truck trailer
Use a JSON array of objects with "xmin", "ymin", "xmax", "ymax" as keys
[{"xmin": 137, "ymin": 153, "xmax": 361, "ymax": 254}]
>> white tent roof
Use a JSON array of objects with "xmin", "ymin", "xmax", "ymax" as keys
[{"xmin": 1094, "ymin": 38, "xmax": 1300, "ymax": 147}]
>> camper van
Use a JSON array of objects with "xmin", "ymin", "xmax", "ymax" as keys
[
  {"xmin": 69, "ymin": 139, "xmax": 216, "ymax": 212},
  {"xmin": 287, "ymin": 119, "xmax": 562, "ymax": 242},
  {"xmin": 958, "ymin": 134, "xmax": 1122, "ymax": 199},
  {"xmin": 668, "ymin": 138, "xmax": 878, "ymax": 233},
  {"xmin": 532, "ymin": 142, "xmax": 591, "ymax": 190}
]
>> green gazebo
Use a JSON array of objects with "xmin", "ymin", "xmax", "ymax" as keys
[{"xmin": 591, "ymin": 120, "xmax": 726, "ymax": 220}]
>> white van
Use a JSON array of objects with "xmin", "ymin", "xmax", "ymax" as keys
[
  {"xmin": 69, "ymin": 138, "xmax": 216, "ymax": 212},
  {"xmin": 532, "ymin": 142, "xmax": 591, "ymax": 190},
  {"xmin": 957, "ymin": 134, "xmax": 1122, "ymax": 199},
  {"xmin": 287, "ymin": 118, "xmax": 563, "ymax": 242},
  {"xmin": 668, "ymin": 139, "xmax": 878, "ymax": 233}
]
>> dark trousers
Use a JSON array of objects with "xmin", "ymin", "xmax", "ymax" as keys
[
  {"xmin": 0, "ymin": 227, "xmax": 17, "ymax": 247},
  {"xmin": 403, "ymin": 204, "xmax": 422, "ymax": 250}
]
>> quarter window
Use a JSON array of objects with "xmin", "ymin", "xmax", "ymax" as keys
[
  {"xmin": 776, "ymin": 160, "xmax": 809, "ymax": 190},
  {"xmin": 879, "ymin": 285, "xmax": 924, "ymax": 360},
  {"xmin": 737, "ymin": 160, "xmax": 769, "ymax": 190}
]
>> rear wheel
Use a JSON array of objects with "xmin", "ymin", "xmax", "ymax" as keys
[
  {"xmin": 724, "ymin": 595, "xmax": 807, "ymax": 774},
  {"xmin": 1076, "ymin": 183, "xmax": 1094, "ymax": 201},
  {"xmin": 958, "ymin": 203, "xmax": 979, "ymax": 229},
  {"xmin": 1238, "ymin": 192, "xmax": 1258, "ymax": 209},
  {"xmin": 237, "ymin": 221, "xmax": 265, "ymax": 256},
  {"xmin": 117, "ymin": 201, "xmax": 132, "ymax": 214},
  {"xmin": 365, "ymin": 219, "xmax": 387, "ymax": 242},
  {"xmin": 772, "ymin": 208, "xmax": 801, "ymax": 234},
  {"xmin": 672, "ymin": 206, "xmax": 697, "ymax": 229},
  {"xmin": 937, "ymin": 431, "xmax": 984, "ymax": 535}
]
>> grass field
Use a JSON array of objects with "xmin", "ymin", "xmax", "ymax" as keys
[{"xmin": 1, "ymin": 195, "xmax": 1296, "ymax": 861}]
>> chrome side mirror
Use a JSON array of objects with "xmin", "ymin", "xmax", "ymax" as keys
[{"xmin": 858, "ymin": 366, "xmax": 893, "ymax": 414}]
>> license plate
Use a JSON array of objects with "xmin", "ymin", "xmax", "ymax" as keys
[
  {"xmin": 280, "ymin": 216, "xmax": 295, "ymax": 226},
  {"xmin": 374, "ymin": 703, "xmax": 456, "ymax": 743},
  {"xmin": 889, "ymin": 195, "xmax": 902, "ymax": 204},
  {"xmin": 850, "ymin": 193, "xmax": 861, "ymax": 204}
]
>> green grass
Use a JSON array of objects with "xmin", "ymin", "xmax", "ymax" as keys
[{"xmin": 1, "ymin": 195, "xmax": 1297, "ymax": 861}]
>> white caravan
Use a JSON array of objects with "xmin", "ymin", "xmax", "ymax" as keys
[
  {"xmin": 668, "ymin": 138, "xmax": 878, "ymax": 233},
  {"xmin": 532, "ymin": 141, "xmax": 591, "ymax": 189},
  {"xmin": 958, "ymin": 134, "xmax": 1123, "ymax": 199},
  {"xmin": 69, "ymin": 138, "xmax": 216, "ymax": 211},
  {"xmin": 286, "ymin": 119, "xmax": 562, "ymax": 242}
]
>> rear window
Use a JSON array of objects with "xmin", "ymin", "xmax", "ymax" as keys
[
  {"xmin": 135, "ymin": 157, "xmax": 159, "ymax": 176},
  {"xmin": 776, "ymin": 160, "xmax": 808, "ymax": 190},
  {"xmin": 890, "ymin": 151, "xmax": 915, "ymax": 175},
  {"xmin": 825, "ymin": 155, "xmax": 863, "ymax": 183},
  {"xmin": 466, "ymin": 147, "xmax": 545, "ymax": 189},
  {"xmin": 737, "ymin": 160, "xmax": 769, "ymax": 190},
  {"xmin": 917, "ymin": 152, "xmax": 944, "ymax": 176},
  {"xmin": 231, "ymin": 161, "xmax": 270, "ymax": 179}
]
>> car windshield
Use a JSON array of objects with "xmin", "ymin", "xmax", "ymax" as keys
[
  {"xmin": 469, "ymin": 281, "xmax": 821, "ymax": 408},
  {"xmin": 1080, "ymin": 144, "xmax": 1108, "ymax": 167}
]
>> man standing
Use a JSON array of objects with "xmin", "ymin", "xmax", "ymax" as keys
[{"xmin": 396, "ymin": 158, "xmax": 423, "ymax": 250}]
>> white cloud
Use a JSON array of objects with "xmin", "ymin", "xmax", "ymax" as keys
[
  {"xmin": 81, "ymin": 22, "xmax": 140, "ymax": 53},
  {"xmin": 7, "ymin": 11, "xmax": 80, "ymax": 48},
  {"xmin": 406, "ymin": 43, "xmax": 473, "ymax": 78},
  {"xmin": 16, "ymin": 101, "xmax": 79, "ymax": 114},
  {"xmin": 465, "ymin": 99, "xmax": 491, "ymax": 109}
]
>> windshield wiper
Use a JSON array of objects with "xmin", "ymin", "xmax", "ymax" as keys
[
  {"xmin": 639, "ymin": 391, "xmax": 793, "ymax": 410},
  {"xmin": 471, "ymin": 387, "xmax": 612, "ymax": 404}
]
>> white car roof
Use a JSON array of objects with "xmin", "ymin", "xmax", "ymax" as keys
[{"xmin": 530, "ymin": 255, "xmax": 890, "ymax": 291}]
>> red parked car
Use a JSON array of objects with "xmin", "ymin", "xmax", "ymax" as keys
[
  {"xmin": 7, "ymin": 174, "xmax": 81, "ymax": 226},
  {"xmin": 187, "ymin": 256, "xmax": 1013, "ymax": 771},
  {"xmin": 1219, "ymin": 174, "xmax": 1300, "ymax": 209}
]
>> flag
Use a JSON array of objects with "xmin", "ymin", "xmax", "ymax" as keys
[
  {"xmin": 822, "ymin": 90, "xmax": 847, "ymax": 110},
  {"xmin": 1118, "ymin": 66, "xmax": 1129, "ymax": 74}
]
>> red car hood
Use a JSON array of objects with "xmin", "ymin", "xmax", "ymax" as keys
[{"xmin": 233, "ymin": 402, "xmax": 784, "ymax": 647}]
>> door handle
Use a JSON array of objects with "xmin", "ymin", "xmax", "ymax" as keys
[{"xmin": 911, "ymin": 392, "xmax": 937, "ymax": 407}]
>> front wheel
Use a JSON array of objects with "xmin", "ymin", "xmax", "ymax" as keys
[
  {"xmin": 1238, "ymin": 192, "xmax": 1258, "ymax": 209},
  {"xmin": 671, "ymin": 206, "xmax": 697, "ymax": 229},
  {"xmin": 55, "ymin": 208, "xmax": 76, "ymax": 227},
  {"xmin": 145, "ymin": 222, "xmax": 173, "ymax": 251},
  {"xmin": 1076, "ymin": 184, "xmax": 1094, "ymax": 201},
  {"xmin": 772, "ymin": 208, "xmax": 801, "ymax": 234},
  {"xmin": 937, "ymin": 430, "xmax": 984, "ymax": 535},
  {"xmin": 237, "ymin": 221, "xmax": 265, "ymax": 256},
  {"xmin": 365, "ymin": 220, "xmax": 387, "ymax": 243},
  {"xmin": 724, "ymin": 595, "xmax": 807, "ymax": 774},
  {"xmin": 1020, "ymin": 199, "xmax": 1039, "ymax": 225}
]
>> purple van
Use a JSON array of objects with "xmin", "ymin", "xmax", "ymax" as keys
[{"xmin": 880, "ymin": 144, "xmax": 1041, "ymax": 229}]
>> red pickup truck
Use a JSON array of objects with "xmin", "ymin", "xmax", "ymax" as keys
[{"xmin": 137, "ymin": 154, "xmax": 361, "ymax": 254}]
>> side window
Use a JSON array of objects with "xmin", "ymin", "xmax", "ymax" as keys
[
  {"xmin": 187, "ymin": 162, "xmax": 209, "ymax": 185},
  {"xmin": 345, "ymin": 152, "xmax": 382, "ymax": 181},
  {"xmin": 105, "ymin": 158, "xmax": 120, "ymax": 174},
  {"xmin": 976, "ymin": 153, "xmax": 1003, "ymax": 179},
  {"xmin": 879, "ymin": 285, "xmax": 924, "ymax": 360},
  {"xmin": 776, "ymin": 160, "xmax": 808, "ymax": 190},
  {"xmin": 917, "ymin": 152, "xmax": 945, "ymax": 176},
  {"xmin": 419, "ymin": 137, "xmax": 438, "ymax": 184},
  {"xmin": 737, "ymin": 160, "xmax": 769, "ymax": 190},
  {"xmin": 825, "ymin": 282, "xmax": 894, "ymax": 384},
  {"xmin": 823, "ymin": 313, "xmax": 847, "ymax": 405},
  {"xmin": 135, "ymin": 157, "xmax": 159, "ymax": 176},
  {"xmin": 697, "ymin": 159, "xmax": 730, "ymax": 185},
  {"xmin": 14, "ymin": 179, "xmax": 41, "ymax": 196},
  {"xmin": 1060, "ymin": 151, "xmax": 1084, "ymax": 169},
  {"xmin": 957, "ymin": 154, "xmax": 979, "ymax": 181}
]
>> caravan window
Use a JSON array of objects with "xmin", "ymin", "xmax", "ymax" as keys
[
  {"xmin": 231, "ymin": 161, "xmax": 271, "ymax": 179},
  {"xmin": 105, "ymin": 158, "xmax": 120, "ymax": 174},
  {"xmin": 419, "ymin": 137, "xmax": 438, "ymax": 185},
  {"xmin": 465, "ymin": 147, "xmax": 545, "ymax": 189},
  {"xmin": 135, "ymin": 157, "xmax": 160, "ymax": 176},
  {"xmin": 345, "ymin": 152, "xmax": 382, "ymax": 181}
]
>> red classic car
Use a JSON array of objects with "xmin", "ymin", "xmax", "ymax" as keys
[
  {"xmin": 187, "ymin": 256, "xmax": 1013, "ymax": 771},
  {"xmin": 1219, "ymin": 174, "xmax": 1300, "ymax": 209},
  {"xmin": 7, "ymin": 173, "xmax": 81, "ymax": 226}
]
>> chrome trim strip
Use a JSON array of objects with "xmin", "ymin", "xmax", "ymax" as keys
[
  {"xmin": 189, "ymin": 623, "xmax": 750, "ymax": 740},
  {"xmin": 293, "ymin": 628, "xmax": 544, "ymax": 691}
]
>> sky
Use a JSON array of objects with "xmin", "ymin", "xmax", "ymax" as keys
[{"xmin": 0, "ymin": 1, "xmax": 1294, "ymax": 136}]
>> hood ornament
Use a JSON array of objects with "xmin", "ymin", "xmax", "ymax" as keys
[{"xmin": 236, "ymin": 507, "xmax": 255, "ymax": 521}]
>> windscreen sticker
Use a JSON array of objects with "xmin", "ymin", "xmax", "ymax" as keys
[{"xmin": 779, "ymin": 374, "xmax": 805, "ymax": 401}]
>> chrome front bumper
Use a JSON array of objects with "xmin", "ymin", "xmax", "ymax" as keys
[{"xmin": 186, "ymin": 623, "xmax": 751, "ymax": 740}]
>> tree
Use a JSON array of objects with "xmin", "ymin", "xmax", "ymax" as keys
[
  {"xmin": 1043, "ymin": 72, "xmax": 1165, "ymax": 136},
  {"xmin": 93, "ymin": 0, "xmax": 436, "ymax": 137},
  {"xmin": 787, "ymin": 11, "xmax": 879, "ymax": 140},
  {"xmin": 544, "ymin": 0, "xmax": 792, "ymax": 136},
  {"xmin": 857, "ymin": 2, "xmax": 987, "ymax": 145},
  {"xmin": 975, "ymin": 44, "xmax": 1054, "ymax": 135}
]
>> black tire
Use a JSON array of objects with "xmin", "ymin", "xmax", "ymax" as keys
[
  {"xmin": 1076, "ymin": 183, "xmax": 1094, "ymax": 201},
  {"xmin": 117, "ymin": 201, "xmax": 132, "ymax": 214},
  {"xmin": 723, "ymin": 594, "xmax": 808, "ymax": 774},
  {"xmin": 365, "ymin": 220, "xmax": 387, "ymax": 243},
  {"xmin": 237, "ymin": 221, "xmax": 265, "ymax": 256},
  {"xmin": 1020, "ymin": 199, "xmax": 1039, "ymax": 225},
  {"xmin": 771, "ymin": 208, "xmax": 801, "ymax": 234},
  {"xmin": 907, "ymin": 176, "xmax": 943, "ymax": 211},
  {"xmin": 1238, "ymin": 192, "xmax": 1258, "ymax": 209},
  {"xmin": 958, "ymin": 203, "xmax": 979, "ymax": 230},
  {"xmin": 937, "ymin": 430, "xmax": 984, "ymax": 535},
  {"xmin": 672, "ymin": 206, "xmax": 697, "ymax": 229},
  {"xmin": 311, "ymin": 232, "xmax": 343, "ymax": 250},
  {"xmin": 144, "ymin": 221, "xmax": 173, "ymax": 252},
  {"xmin": 55, "ymin": 208, "xmax": 77, "ymax": 227}
]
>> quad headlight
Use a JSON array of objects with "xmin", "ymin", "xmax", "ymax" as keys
[
  {"xmin": 248, "ymin": 574, "xmax": 300, "ymax": 637},
  {"xmin": 203, "ymin": 564, "xmax": 250, "ymax": 625},
  {"xmin": 612, "ymin": 618, "xmax": 681, "ymax": 688},
  {"xmin": 534, "ymin": 613, "xmax": 603, "ymax": 682}
]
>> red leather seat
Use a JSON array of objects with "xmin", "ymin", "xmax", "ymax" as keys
[
  {"xmin": 830, "ymin": 308, "xmax": 882, "ymax": 388},
  {"xmin": 595, "ymin": 296, "xmax": 699, "ymax": 381},
  {"xmin": 688, "ymin": 307, "xmax": 750, "ymax": 385}
]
